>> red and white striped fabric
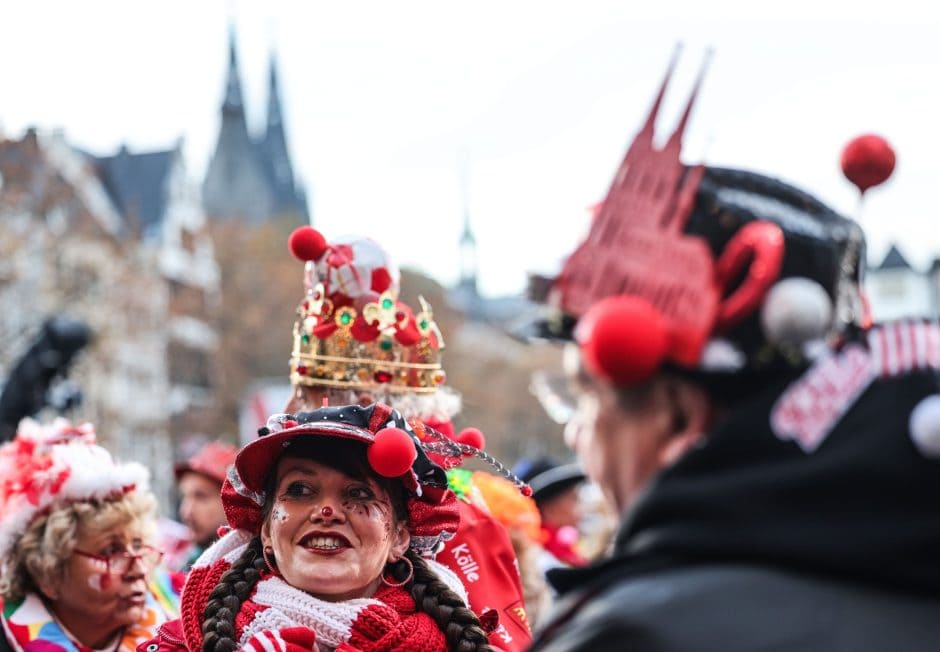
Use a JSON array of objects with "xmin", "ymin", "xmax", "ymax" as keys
[
  {"xmin": 771, "ymin": 320, "xmax": 940, "ymax": 453},
  {"xmin": 242, "ymin": 627, "xmax": 317, "ymax": 652},
  {"xmin": 867, "ymin": 320, "xmax": 940, "ymax": 378}
]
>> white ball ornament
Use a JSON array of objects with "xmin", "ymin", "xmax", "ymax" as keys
[
  {"xmin": 909, "ymin": 394, "xmax": 940, "ymax": 459},
  {"xmin": 760, "ymin": 278, "xmax": 833, "ymax": 349}
]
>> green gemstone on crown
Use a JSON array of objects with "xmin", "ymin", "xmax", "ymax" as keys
[{"xmin": 382, "ymin": 298, "xmax": 393, "ymax": 309}]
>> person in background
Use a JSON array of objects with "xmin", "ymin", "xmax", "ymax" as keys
[
  {"xmin": 526, "ymin": 52, "xmax": 940, "ymax": 651},
  {"xmin": 465, "ymin": 468, "xmax": 552, "ymax": 628},
  {"xmin": 280, "ymin": 227, "xmax": 534, "ymax": 649},
  {"xmin": 514, "ymin": 457, "xmax": 588, "ymax": 571},
  {"xmin": 173, "ymin": 440, "xmax": 237, "ymax": 570},
  {"xmin": 0, "ymin": 418, "xmax": 179, "ymax": 651}
]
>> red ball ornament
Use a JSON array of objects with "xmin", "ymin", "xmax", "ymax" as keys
[
  {"xmin": 576, "ymin": 295, "xmax": 668, "ymax": 386},
  {"xmin": 455, "ymin": 427, "xmax": 485, "ymax": 452},
  {"xmin": 841, "ymin": 134, "xmax": 896, "ymax": 194},
  {"xmin": 371, "ymin": 267, "xmax": 394, "ymax": 293},
  {"xmin": 367, "ymin": 427, "xmax": 417, "ymax": 478},
  {"xmin": 289, "ymin": 226, "xmax": 329, "ymax": 261}
]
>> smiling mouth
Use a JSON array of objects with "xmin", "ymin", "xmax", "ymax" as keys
[{"xmin": 299, "ymin": 533, "xmax": 352, "ymax": 552}]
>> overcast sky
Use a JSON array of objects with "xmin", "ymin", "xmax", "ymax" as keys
[{"xmin": 2, "ymin": 1, "xmax": 938, "ymax": 296}]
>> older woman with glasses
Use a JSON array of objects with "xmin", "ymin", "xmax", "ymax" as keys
[{"xmin": 0, "ymin": 419, "xmax": 179, "ymax": 652}]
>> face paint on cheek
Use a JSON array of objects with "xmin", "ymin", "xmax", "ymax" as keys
[
  {"xmin": 87, "ymin": 572, "xmax": 111, "ymax": 591},
  {"xmin": 343, "ymin": 498, "xmax": 394, "ymax": 539},
  {"xmin": 271, "ymin": 503, "xmax": 289, "ymax": 523}
]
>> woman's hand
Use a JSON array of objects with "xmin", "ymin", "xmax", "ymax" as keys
[{"xmin": 241, "ymin": 627, "xmax": 317, "ymax": 652}]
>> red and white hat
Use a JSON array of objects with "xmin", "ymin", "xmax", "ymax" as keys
[
  {"xmin": 174, "ymin": 440, "xmax": 238, "ymax": 486},
  {"xmin": 0, "ymin": 418, "xmax": 149, "ymax": 559},
  {"xmin": 222, "ymin": 403, "xmax": 461, "ymax": 555}
]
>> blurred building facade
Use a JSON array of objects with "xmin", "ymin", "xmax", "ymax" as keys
[
  {"xmin": 866, "ymin": 244, "xmax": 940, "ymax": 321},
  {"xmin": 203, "ymin": 31, "xmax": 308, "ymax": 223},
  {"xmin": 0, "ymin": 128, "xmax": 219, "ymax": 508}
]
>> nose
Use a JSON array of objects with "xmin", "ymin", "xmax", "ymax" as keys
[
  {"xmin": 179, "ymin": 497, "xmax": 194, "ymax": 522},
  {"xmin": 310, "ymin": 502, "xmax": 345, "ymax": 524},
  {"xmin": 122, "ymin": 555, "xmax": 148, "ymax": 580}
]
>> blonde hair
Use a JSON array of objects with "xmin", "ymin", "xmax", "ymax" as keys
[{"xmin": 0, "ymin": 490, "xmax": 157, "ymax": 603}]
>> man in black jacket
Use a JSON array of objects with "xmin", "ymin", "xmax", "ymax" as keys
[{"xmin": 527, "ymin": 53, "xmax": 940, "ymax": 651}]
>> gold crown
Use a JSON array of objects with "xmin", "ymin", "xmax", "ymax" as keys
[{"xmin": 290, "ymin": 284, "xmax": 446, "ymax": 393}]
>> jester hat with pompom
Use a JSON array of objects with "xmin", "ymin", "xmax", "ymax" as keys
[
  {"xmin": 222, "ymin": 402, "xmax": 466, "ymax": 555},
  {"xmin": 527, "ymin": 49, "xmax": 868, "ymax": 400}
]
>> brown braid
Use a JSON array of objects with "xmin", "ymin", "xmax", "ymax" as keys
[
  {"xmin": 405, "ymin": 549, "xmax": 493, "ymax": 652},
  {"xmin": 200, "ymin": 537, "xmax": 266, "ymax": 652}
]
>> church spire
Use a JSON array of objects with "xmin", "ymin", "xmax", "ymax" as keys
[
  {"xmin": 266, "ymin": 52, "xmax": 283, "ymax": 134},
  {"xmin": 458, "ymin": 208, "xmax": 478, "ymax": 293},
  {"xmin": 223, "ymin": 25, "xmax": 246, "ymax": 116}
]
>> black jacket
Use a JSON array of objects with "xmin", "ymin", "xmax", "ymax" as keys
[
  {"xmin": 532, "ymin": 326, "xmax": 940, "ymax": 651},
  {"xmin": 533, "ymin": 562, "xmax": 940, "ymax": 651}
]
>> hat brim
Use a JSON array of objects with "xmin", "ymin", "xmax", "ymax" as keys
[
  {"xmin": 234, "ymin": 421, "xmax": 376, "ymax": 494},
  {"xmin": 528, "ymin": 463, "xmax": 586, "ymax": 503},
  {"xmin": 173, "ymin": 462, "xmax": 226, "ymax": 485}
]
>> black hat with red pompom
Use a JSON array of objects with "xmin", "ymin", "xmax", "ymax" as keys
[
  {"xmin": 528, "ymin": 50, "xmax": 879, "ymax": 399},
  {"xmin": 221, "ymin": 402, "xmax": 461, "ymax": 555}
]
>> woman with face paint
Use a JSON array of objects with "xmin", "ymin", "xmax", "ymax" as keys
[
  {"xmin": 142, "ymin": 403, "xmax": 505, "ymax": 652},
  {"xmin": 0, "ymin": 419, "xmax": 179, "ymax": 652}
]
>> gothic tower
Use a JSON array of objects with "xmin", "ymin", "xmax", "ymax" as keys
[{"xmin": 202, "ymin": 28, "xmax": 308, "ymax": 224}]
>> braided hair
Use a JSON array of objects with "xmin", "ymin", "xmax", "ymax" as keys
[
  {"xmin": 200, "ymin": 537, "xmax": 266, "ymax": 652},
  {"xmin": 403, "ymin": 549, "xmax": 493, "ymax": 652}
]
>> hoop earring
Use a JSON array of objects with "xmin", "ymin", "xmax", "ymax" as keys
[
  {"xmin": 263, "ymin": 546, "xmax": 280, "ymax": 576},
  {"xmin": 381, "ymin": 556, "xmax": 414, "ymax": 588}
]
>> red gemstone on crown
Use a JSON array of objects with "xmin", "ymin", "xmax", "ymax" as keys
[{"xmin": 374, "ymin": 371, "xmax": 393, "ymax": 383}]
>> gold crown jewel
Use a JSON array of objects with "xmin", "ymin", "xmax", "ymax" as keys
[{"xmin": 292, "ymin": 285, "xmax": 447, "ymax": 393}]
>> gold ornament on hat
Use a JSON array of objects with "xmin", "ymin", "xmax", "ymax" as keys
[{"xmin": 291, "ymin": 287, "xmax": 445, "ymax": 394}]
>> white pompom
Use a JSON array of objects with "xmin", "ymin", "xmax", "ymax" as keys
[
  {"xmin": 760, "ymin": 278, "xmax": 833, "ymax": 349},
  {"xmin": 909, "ymin": 394, "xmax": 940, "ymax": 458}
]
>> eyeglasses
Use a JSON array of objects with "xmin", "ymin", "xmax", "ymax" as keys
[{"xmin": 73, "ymin": 544, "xmax": 164, "ymax": 575}]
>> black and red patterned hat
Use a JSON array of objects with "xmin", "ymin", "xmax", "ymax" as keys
[
  {"xmin": 222, "ymin": 402, "xmax": 464, "ymax": 555},
  {"xmin": 530, "ymin": 50, "xmax": 867, "ymax": 397}
]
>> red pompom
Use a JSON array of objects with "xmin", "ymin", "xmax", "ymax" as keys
[
  {"xmin": 289, "ymin": 226, "xmax": 329, "ymax": 261},
  {"xmin": 367, "ymin": 427, "xmax": 417, "ymax": 478},
  {"xmin": 841, "ymin": 134, "xmax": 896, "ymax": 194},
  {"xmin": 371, "ymin": 267, "xmax": 393, "ymax": 293},
  {"xmin": 455, "ymin": 427, "xmax": 485, "ymax": 452},
  {"xmin": 576, "ymin": 295, "xmax": 668, "ymax": 386}
]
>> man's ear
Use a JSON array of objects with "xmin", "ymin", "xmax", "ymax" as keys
[
  {"xmin": 388, "ymin": 524, "xmax": 411, "ymax": 562},
  {"xmin": 659, "ymin": 378, "xmax": 710, "ymax": 467}
]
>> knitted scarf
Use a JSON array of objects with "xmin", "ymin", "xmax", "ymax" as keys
[
  {"xmin": 1, "ymin": 569, "xmax": 178, "ymax": 652},
  {"xmin": 180, "ymin": 530, "xmax": 464, "ymax": 652}
]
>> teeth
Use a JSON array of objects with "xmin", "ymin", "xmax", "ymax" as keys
[{"xmin": 306, "ymin": 536, "xmax": 345, "ymax": 550}]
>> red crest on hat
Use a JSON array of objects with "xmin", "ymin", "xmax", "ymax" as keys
[{"xmin": 558, "ymin": 48, "xmax": 784, "ymax": 380}]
